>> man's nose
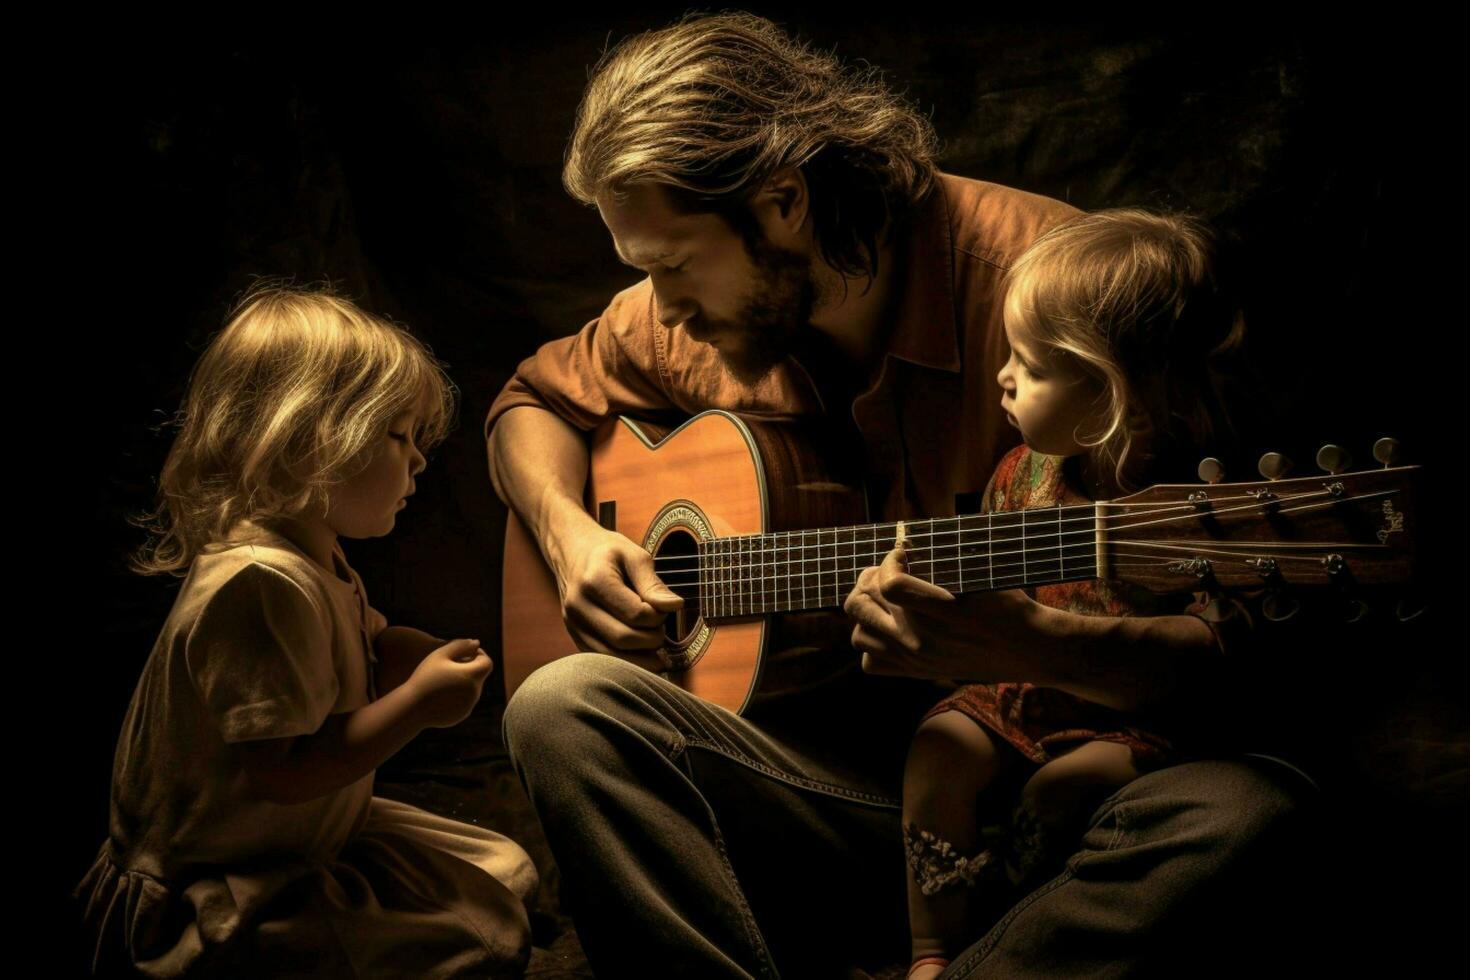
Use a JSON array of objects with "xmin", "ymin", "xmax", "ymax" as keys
[{"xmin": 652, "ymin": 283, "xmax": 694, "ymax": 327}]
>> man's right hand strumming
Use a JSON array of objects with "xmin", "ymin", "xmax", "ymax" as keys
[
  {"xmin": 545, "ymin": 512, "xmax": 683, "ymax": 657},
  {"xmin": 490, "ymin": 404, "xmax": 682, "ymax": 663}
]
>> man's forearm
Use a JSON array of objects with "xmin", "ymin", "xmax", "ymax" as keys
[
  {"xmin": 488, "ymin": 406, "xmax": 602, "ymax": 569},
  {"xmin": 1028, "ymin": 605, "xmax": 1220, "ymax": 712}
]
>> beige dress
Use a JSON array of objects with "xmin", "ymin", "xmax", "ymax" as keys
[{"xmin": 77, "ymin": 527, "xmax": 537, "ymax": 978}]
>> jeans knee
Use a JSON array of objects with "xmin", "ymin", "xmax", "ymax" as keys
[
  {"xmin": 1100, "ymin": 758, "xmax": 1310, "ymax": 855},
  {"xmin": 502, "ymin": 653, "xmax": 641, "ymax": 761}
]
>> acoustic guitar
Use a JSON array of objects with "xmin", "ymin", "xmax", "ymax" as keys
[{"xmin": 502, "ymin": 411, "xmax": 1421, "ymax": 714}]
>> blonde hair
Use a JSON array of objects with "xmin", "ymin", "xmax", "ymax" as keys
[
  {"xmin": 1005, "ymin": 209, "xmax": 1246, "ymax": 488},
  {"xmin": 133, "ymin": 284, "xmax": 456, "ymax": 575},
  {"xmin": 564, "ymin": 12, "xmax": 938, "ymax": 278}
]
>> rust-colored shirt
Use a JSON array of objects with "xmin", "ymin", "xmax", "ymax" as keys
[
  {"xmin": 487, "ymin": 173, "xmax": 1283, "ymax": 747},
  {"xmin": 485, "ymin": 173, "xmax": 1079, "ymax": 521}
]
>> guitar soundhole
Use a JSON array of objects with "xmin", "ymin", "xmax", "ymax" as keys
[{"xmin": 657, "ymin": 528, "xmax": 703, "ymax": 643}]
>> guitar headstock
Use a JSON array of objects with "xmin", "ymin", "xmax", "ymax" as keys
[{"xmin": 1101, "ymin": 442, "xmax": 1421, "ymax": 600}]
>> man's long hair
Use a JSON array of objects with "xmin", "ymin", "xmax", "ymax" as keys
[{"xmin": 564, "ymin": 12, "xmax": 939, "ymax": 278}]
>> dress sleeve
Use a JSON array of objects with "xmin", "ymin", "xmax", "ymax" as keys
[
  {"xmin": 484, "ymin": 281, "xmax": 677, "ymax": 440},
  {"xmin": 185, "ymin": 562, "xmax": 339, "ymax": 743}
]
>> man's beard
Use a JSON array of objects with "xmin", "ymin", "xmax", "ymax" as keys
[{"xmin": 689, "ymin": 236, "xmax": 815, "ymax": 386}]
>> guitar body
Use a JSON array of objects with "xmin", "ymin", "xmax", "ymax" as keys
[{"xmin": 502, "ymin": 411, "xmax": 867, "ymax": 714}]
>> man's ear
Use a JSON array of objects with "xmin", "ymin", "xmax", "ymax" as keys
[{"xmin": 752, "ymin": 168, "xmax": 809, "ymax": 247}]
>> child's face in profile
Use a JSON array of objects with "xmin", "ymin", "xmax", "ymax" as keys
[
  {"xmin": 326, "ymin": 408, "xmax": 427, "ymax": 539},
  {"xmin": 996, "ymin": 311, "xmax": 1103, "ymax": 458}
]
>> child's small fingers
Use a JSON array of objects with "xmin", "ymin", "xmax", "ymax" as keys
[
  {"xmin": 449, "ymin": 647, "xmax": 493, "ymax": 670},
  {"xmin": 441, "ymin": 638, "xmax": 481, "ymax": 660}
]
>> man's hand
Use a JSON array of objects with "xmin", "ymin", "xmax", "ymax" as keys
[
  {"xmin": 547, "ymin": 517, "xmax": 683, "ymax": 659},
  {"xmin": 844, "ymin": 541, "xmax": 1048, "ymax": 681},
  {"xmin": 489, "ymin": 406, "xmax": 680, "ymax": 665}
]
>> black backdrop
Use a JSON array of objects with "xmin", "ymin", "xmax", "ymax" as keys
[{"xmin": 63, "ymin": 11, "xmax": 1456, "ymax": 969}]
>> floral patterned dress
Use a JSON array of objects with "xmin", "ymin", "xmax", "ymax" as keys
[{"xmin": 926, "ymin": 446, "xmax": 1186, "ymax": 770}]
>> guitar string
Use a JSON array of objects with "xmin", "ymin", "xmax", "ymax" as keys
[
  {"xmin": 657, "ymin": 553, "xmax": 1222, "ymax": 606},
  {"xmin": 643, "ymin": 486, "xmax": 1395, "ymax": 575},
  {"xmin": 652, "ymin": 542, "xmax": 1339, "ymax": 593},
  {"xmin": 653, "ymin": 531, "xmax": 1385, "ymax": 585},
  {"xmin": 652, "ymin": 531, "xmax": 1382, "ymax": 582}
]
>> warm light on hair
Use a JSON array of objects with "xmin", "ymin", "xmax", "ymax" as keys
[
  {"xmin": 1005, "ymin": 209, "xmax": 1246, "ymax": 488},
  {"xmin": 134, "ymin": 284, "xmax": 456, "ymax": 575},
  {"xmin": 564, "ymin": 12, "xmax": 938, "ymax": 278}
]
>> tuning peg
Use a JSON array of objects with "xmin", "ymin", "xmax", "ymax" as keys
[
  {"xmin": 1315, "ymin": 444, "xmax": 1352, "ymax": 475},
  {"xmin": 1197, "ymin": 457, "xmax": 1225, "ymax": 484},
  {"xmin": 1257, "ymin": 452, "xmax": 1293, "ymax": 481},
  {"xmin": 1373, "ymin": 437, "xmax": 1401, "ymax": 468}
]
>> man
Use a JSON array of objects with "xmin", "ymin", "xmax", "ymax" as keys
[{"xmin": 488, "ymin": 13, "xmax": 1312, "ymax": 977}]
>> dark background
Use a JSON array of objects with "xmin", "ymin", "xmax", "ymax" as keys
[{"xmin": 60, "ymin": 11, "xmax": 1459, "ymax": 972}]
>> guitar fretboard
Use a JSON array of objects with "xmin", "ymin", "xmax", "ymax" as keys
[{"xmin": 697, "ymin": 504, "xmax": 1100, "ymax": 619}]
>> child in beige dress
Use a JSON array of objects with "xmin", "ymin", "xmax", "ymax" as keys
[{"xmin": 77, "ymin": 287, "xmax": 537, "ymax": 978}]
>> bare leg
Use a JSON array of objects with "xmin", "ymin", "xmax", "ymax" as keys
[
  {"xmin": 903, "ymin": 711, "xmax": 1007, "ymax": 980},
  {"xmin": 1008, "ymin": 740, "xmax": 1141, "ymax": 887}
]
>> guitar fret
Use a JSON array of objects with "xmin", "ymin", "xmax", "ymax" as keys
[
  {"xmin": 764, "ymin": 537, "xmax": 776, "ymax": 614},
  {"xmin": 829, "ymin": 529, "xmax": 837, "ymax": 605},
  {"xmin": 1022, "ymin": 510, "xmax": 1029, "ymax": 581},
  {"xmin": 847, "ymin": 528, "xmax": 855, "ymax": 598},
  {"xmin": 986, "ymin": 511, "xmax": 993, "ymax": 589},
  {"xmin": 805, "ymin": 531, "xmax": 817, "ymax": 608},
  {"xmin": 778, "ymin": 534, "xmax": 785, "ymax": 613},
  {"xmin": 771, "ymin": 534, "xmax": 780, "ymax": 614},
  {"xmin": 993, "ymin": 511, "xmax": 1023, "ymax": 588},
  {"xmin": 769, "ymin": 534, "xmax": 779, "ymax": 615},
  {"xmin": 872, "ymin": 523, "xmax": 879, "ymax": 588},
  {"xmin": 738, "ymin": 536, "xmax": 746, "ymax": 617},
  {"xmin": 1057, "ymin": 507, "xmax": 1064, "ymax": 580}
]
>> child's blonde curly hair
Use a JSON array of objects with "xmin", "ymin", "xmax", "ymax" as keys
[
  {"xmin": 1005, "ymin": 208, "xmax": 1246, "ymax": 488},
  {"xmin": 134, "ymin": 284, "xmax": 456, "ymax": 575}
]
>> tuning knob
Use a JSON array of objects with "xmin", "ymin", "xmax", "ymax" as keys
[
  {"xmin": 1373, "ymin": 437, "xmax": 1401, "ymax": 468},
  {"xmin": 1197, "ymin": 458, "xmax": 1225, "ymax": 484},
  {"xmin": 1315, "ymin": 444, "xmax": 1352, "ymax": 475},
  {"xmin": 1257, "ymin": 452, "xmax": 1293, "ymax": 481}
]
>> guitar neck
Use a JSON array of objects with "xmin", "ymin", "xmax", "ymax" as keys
[{"xmin": 698, "ymin": 504, "xmax": 1100, "ymax": 620}]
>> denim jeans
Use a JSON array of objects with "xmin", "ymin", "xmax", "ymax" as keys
[{"xmin": 503, "ymin": 654, "xmax": 1320, "ymax": 979}]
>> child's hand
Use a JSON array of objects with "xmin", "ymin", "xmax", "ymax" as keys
[{"xmin": 404, "ymin": 638, "xmax": 495, "ymax": 728}]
